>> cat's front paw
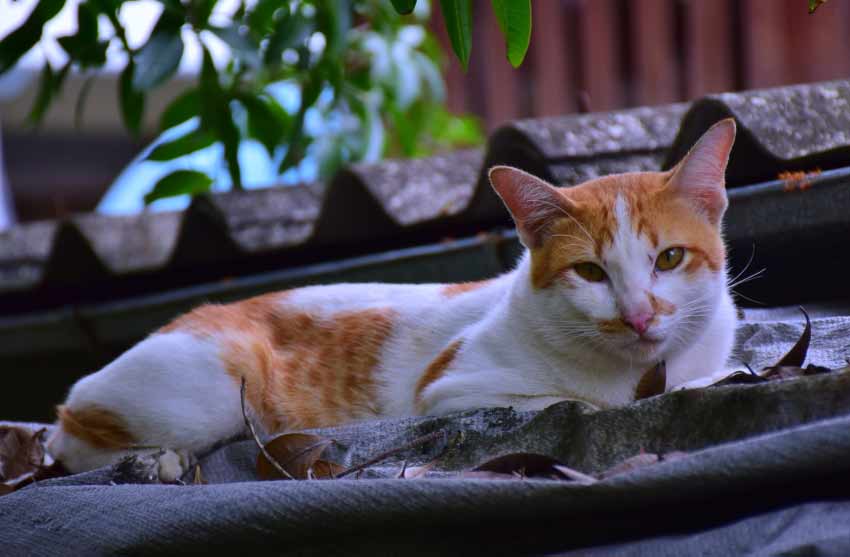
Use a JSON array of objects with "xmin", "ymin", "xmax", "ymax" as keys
[{"xmin": 112, "ymin": 449, "xmax": 193, "ymax": 484}]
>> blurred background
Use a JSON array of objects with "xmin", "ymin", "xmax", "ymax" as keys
[{"xmin": 0, "ymin": 0, "xmax": 847, "ymax": 224}]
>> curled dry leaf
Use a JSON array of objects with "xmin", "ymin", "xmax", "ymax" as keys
[
  {"xmin": 710, "ymin": 370, "xmax": 767, "ymax": 387},
  {"xmin": 473, "ymin": 453, "xmax": 594, "ymax": 482},
  {"xmin": 310, "ymin": 460, "xmax": 346, "ymax": 479},
  {"xmin": 460, "ymin": 470, "xmax": 519, "ymax": 480},
  {"xmin": 765, "ymin": 307, "xmax": 811, "ymax": 374},
  {"xmin": 256, "ymin": 433, "xmax": 341, "ymax": 480},
  {"xmin": 634, "ymin": 361, "xmax": 666, "ymax": 400}
]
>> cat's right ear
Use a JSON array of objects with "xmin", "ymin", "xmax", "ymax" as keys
[{"xmin": 488, "ymin": 166, "xmax": 570, "ymax": 248}]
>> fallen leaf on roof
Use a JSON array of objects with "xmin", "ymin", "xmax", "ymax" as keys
[
  {"xmin": 310, "ymin": 460, "xmax": 345, "ymax": 479},
  {"xmin": 257, "ymin": 432, "xmax": 340, "ymax": 480},
  {"xmin": 772, "ymin": 307, "xmax": 811, "ymax": 367},
  {"xmin": 473, "ymin": 452, "xmax": 595, "ymax": 482},
  {"xmin": 460, "ymin": 470, "xmax": 519, "ymax": 480},
  {"xmin": 635, "ymin": 361, "xmax": 666, "ymax": 400}
]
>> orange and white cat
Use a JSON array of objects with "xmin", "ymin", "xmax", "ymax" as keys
[{"xmin": 48, "ymin": 119, "xmax": 738, "ymax": 475}]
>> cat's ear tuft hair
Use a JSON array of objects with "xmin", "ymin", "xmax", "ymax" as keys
[
  {"xmin": 668, "ymin": 118, "xmax": 736, "ymax": 225},
  {"xmin": 488, "ymin": 166, "xmax": 571, "ymax": 248}
]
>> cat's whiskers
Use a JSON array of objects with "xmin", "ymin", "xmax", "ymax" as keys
[{"xmin": 727, "ymin": 268, "xmax": 765, "ymax": 290}]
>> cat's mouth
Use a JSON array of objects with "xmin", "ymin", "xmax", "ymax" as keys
[
  {"xmin": 627, "ymin": 334, "xmax": 665, "ymax": 355},
  {"xmin": 635, "ymin": 335, "xmax": 662, "ymax": 346}
]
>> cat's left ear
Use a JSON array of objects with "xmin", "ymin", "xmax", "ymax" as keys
[
  {"xmin": 668, "ymin": 118, "xmax": 736, "ymax": 225},
  {"xmin": 489, "ymin": 166, "xmax": 571, "ymax": 248}
]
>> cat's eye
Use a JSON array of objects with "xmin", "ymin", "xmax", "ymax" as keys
[
  {"xmin": 574, "ymin": 262, "xmax": 607, "ymax": 282},
  {"xmin": 656, "ymin": 247, "xmax": 685, "ymax": 271}
]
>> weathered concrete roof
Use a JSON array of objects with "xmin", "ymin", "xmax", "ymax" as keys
[{"xmin": 666, "ymin": 80, "xmax": 850, "ymax": 185}]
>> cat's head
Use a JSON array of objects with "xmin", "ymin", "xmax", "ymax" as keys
[{"xmin": 490, "ymin": 119, "xmax": 736, "ymax": 365}]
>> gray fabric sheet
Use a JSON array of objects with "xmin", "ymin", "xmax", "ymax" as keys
[{"xmin": 3, "ymin": 311, "xmax": 850, "ymax": 555}]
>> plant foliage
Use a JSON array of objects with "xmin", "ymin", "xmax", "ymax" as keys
[{"xmin": 0, "ymin": 0, "xmax": 534, "ymax": 203}]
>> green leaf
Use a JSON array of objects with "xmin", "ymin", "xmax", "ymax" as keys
[
  {"xmin": 264, "ymin": 10, "xmax": 312, "ymax": 66},
  {"xmin": 247, "ymin": 0, "xmax": 280, "ymax": 37},
  {"xmin": 390, "ymin": 0, "xmax": 417, "ymax": 15},
  {"xmin": 239, "ymin": 94, "xmax": 289, "ymax": 156},
  {"xmin": 0, "ymin": 0, "xmax": 66, "ymax": 74},
  {"xmin": 27, "ymin": 61, "xmax": 69, "ymax": 124},
  {"xmin": 74, "ymin": 74, "xmax": 95, "ymax": 129},
  {"xmin": 438, "ymin": 0, "xmax": 472, "ymax": 70},
  {"xmin": 278, "ymin": 75, "xmax": 321, "ymax": 174},
  {"xmin": 133, "ymin": 11, "xmax": 184, "ymax": 90},
  {"xmin": 119, "ymin": 61, "xmax": 145, "ymax": 134},
  {"xmin": 490, "ymin": 0, "xmax": 531, "ymax": 67},
  {"xmin": 317, "ymin": 0, "xmax": 350, "ymax": 57},
  {"xmin": 146, "ymin": 127, "xmax": 216, "ymax": 161},
  {"xmin": 57, "ymin": 2, "xmax": 103, "ymax": 63},
  {"xmin": 209, "ymin": 24, "xmax": 261, "ymax": 68},
  {"xmin": 160, "ymin": 88, "xmax": 200, "ymax": 131},
  {"xmin": 145, "ymin": 170, "xmax": 213, "ymax": 204},
  {"xmin": 191, "ymin": 0, "xmax": 218, "ymax": 26},
  {"xmin": 199, "ymin": 44, "xmax": 242, "ymax": 189}
]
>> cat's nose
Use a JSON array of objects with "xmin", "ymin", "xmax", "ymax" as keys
[{"xmin": 623, "ymin": 311, "xmax": 654, "ymax": 335}]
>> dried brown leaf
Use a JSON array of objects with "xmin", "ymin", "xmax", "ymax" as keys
[
  {"xmin": 710, "ymin": 370, "xmax": 767, "ymax": 387},
  {"xmin": 635, "ymin": 361, "xmax": 666, "ymax": 400},
  {"xmin": 460, "ymin": 470, "xmax": 520, "ymax": 480},
  {"xmin": 473, "ymin": 453, "xmax": 590, "ymax": 481},
  {"xmin": 765, "ymin": 307, "xmax": 811, "ymax": 374},
  {"xmin": 257, "ymin": 433, "xmax": 334, "ymax": 480},
  {"xmin": 310, "ymin": 460, "xmax": 345, "ymax": 479}
]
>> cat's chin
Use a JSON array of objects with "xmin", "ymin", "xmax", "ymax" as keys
[{"xmin": 610, "ymin": 335, "xmax": 668, "ymax": 364}]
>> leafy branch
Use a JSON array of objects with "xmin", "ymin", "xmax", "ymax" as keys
[{"xmin": 0, "ymin": 0, "xmax": 533, "ymax": 204}]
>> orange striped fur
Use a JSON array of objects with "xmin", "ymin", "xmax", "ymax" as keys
[
  {"xmin": 441, "ymin": 280, "xmax": 493, "ymax": 298},
  {"xmin": 415, "ymin": 339, "xmax": 464, "ymax": 408},
  {"xmin": 165, "ymin": 295, "xmax": 396, "ymax": 431}
]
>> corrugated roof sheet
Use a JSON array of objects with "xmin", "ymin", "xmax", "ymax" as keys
[{"xmin": 3, "ymin": 80, "xmax": 850, "ymax": 312}]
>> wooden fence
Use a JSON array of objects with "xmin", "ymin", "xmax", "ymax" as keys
[{"xmin": 431, "ymin": 0, "xmax": 850, "ymax": 129}]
